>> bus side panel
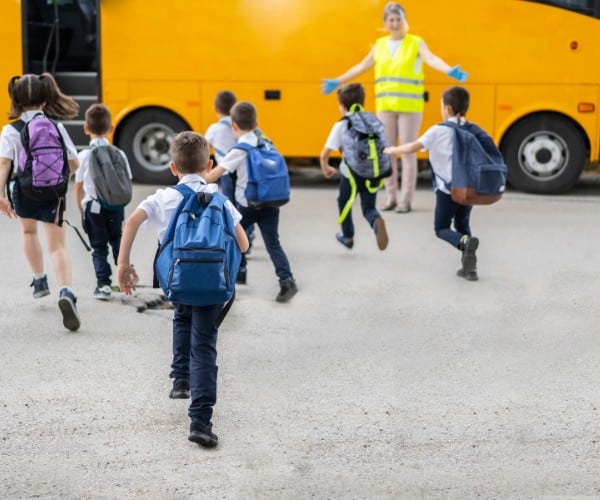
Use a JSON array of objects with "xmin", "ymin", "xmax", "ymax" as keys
[
  {"xmin": 495, "ymin": 84, "xmax": 599, "ymax": 159},
  {"xmin": 0, "ymin": 1, "xmax": 23, "ymax": 120}
]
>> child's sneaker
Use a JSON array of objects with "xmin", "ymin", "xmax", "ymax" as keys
[
  {"xmin": 58, "ymin": 288, "xmax": 81, "ymax": 331},
  {"xmin": 188, "ymin": 419, "xmax": 218, "ymax": 448},
  {"xmin": 236, "ymin": 267, "xmax": 247, "ymax": 285},
  {"xmin": 169, "ymin": 378, "xmax": 190, "ymax": 399},
  {"xmin": 373, "ymin": 218, "xmax": 389, "ymax": 250},
  {"xmin": 31, "ymin": 275, "xmax": 50, "ymax": 298},
  {"xmin": 458, "ymin": 236, "xmax": 479, "ymax": 281},
  {"xmin": 335, "ymin": 232, "xmax": 354, "ymax": 249},
  {"xmin": 276, "ymin": 278, "xmax": 297, "ymax": 303},
  {"xmin": 93, "ymin": 285, "xmax": 112, "ymax": 300}
]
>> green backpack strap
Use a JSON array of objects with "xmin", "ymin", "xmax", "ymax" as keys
[{"xmin": 337, "ymin": 169, "xmax": 358, "ymax": 224}]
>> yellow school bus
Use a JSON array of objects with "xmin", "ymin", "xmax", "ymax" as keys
[{"xmin": 1, "ymin": 0, "xmax": 599, "ymax": 193}]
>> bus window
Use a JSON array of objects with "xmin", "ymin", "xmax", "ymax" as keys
[{"xmin": 525, "ymin": 0, "xmax": 600, "ymax": 17}]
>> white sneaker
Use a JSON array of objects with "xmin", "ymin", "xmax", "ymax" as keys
[{"xmin": 93, "ymin": 285, "xmax": 112, "ymax": 300}]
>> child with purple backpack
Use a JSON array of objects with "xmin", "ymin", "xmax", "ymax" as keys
[{"xmin": 0, "ymin": 73, "xmax": 82, "ymax": 331}]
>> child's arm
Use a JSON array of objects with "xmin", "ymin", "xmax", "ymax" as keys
[
  {"xmin": 68, "ymin": 158, "xmax": 79, "ymax": 175},
  {"xmin": 384, "ymin": 140, "xmax": 424, "ymax": 156},
  {"xmin": 319, "ymin": 147, "xmax": 337, "ymax": 179},
  {"xmin": 116, "ymin": 208, "xmax": 147, "ymax": 295},
  {"xmin": 203, "ymin": 165, "xmax": 227, "ymax": 184},
  {"xmin": 0, "ymin": 157, "xmax": 16, "ymax": 218},
  {"xmin": 74, "ymin": 181, "xmax": 84, "ymax": 213},
  {"xmin": 235, "ymin": 223, "xmax": 250, "ymax": 253}
]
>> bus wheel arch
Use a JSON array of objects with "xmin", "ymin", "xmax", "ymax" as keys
[
  {"xmin": 115, "ymin": 107, "xmax": 190, "ymax": 184},
  {"xmin": 499, "ymin": 112, "xmax": 589, "ymax": 194}
]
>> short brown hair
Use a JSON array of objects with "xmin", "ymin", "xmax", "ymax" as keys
[
  {"xmin": 336, "ymin": 83, "xmax": 365, "ymax": 110},
  {"xmin": 215, "ymin": 91, "xmax": 236, "ymax": 115},
  {"xmin": 169, "ymin": 131, "xmax": 210, "ymax": 174},
  {"xmin": 230, "ymin": 101, "xmax": 257, "ymax": 131},
  {"xmin": 442, "ymin": 86, "xmax": 470, "ymax": 117},
  {"xmin": 85, "ymin": 103, "xmax": 112, "ymax": 135}
]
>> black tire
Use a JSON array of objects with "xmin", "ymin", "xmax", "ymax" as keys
[
  {"xmin": 116, "ymin": 108, "xmax": 189, "ymax": 184},
  {"xmin": 501, "ymin": 113, "xmax": 587, "ymax": 194}
]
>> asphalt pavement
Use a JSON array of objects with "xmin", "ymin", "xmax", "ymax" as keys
[{"xmin": 1, "ymin": 169, "xmax": 600, "ymax": 499}]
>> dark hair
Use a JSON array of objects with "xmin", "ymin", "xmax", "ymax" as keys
[
  {"xmin": 8, "ymin": 73, "xmax": 79, "ymax": 120},
  {"xmin": 85, "ymin": 103, "xmax": 112, "ymax": 135},
  {"xmin": 169, "ymin": 131, "xmax": 210, "ymax": 174},
  {"xmin": 442, "ymin": 86, "xmax": 470, "ymax": 117},
  {"xmin": 215, "ymin": 91, "xmax": 236, "ymax": 115},
  {"xmin": 336, "ymin": 83, "xmax": 365, "ymax": 110},
  {"xmin": 231, "ymin": 101, "xmax": 257, "ymax": 131}
]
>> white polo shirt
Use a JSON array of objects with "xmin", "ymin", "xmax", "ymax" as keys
[
  {"xmin": 205, "ymin": 117, "xmax": 236, "ymax": 165},
  {"xmin": 418, "ymin": 116, "xmax": 465, "ymax": 194},
  {"xmin": 324, "ymin": 116, "xmax": 350, "ymax": 178},
  {"xmin": 138, "ymin": 173, "xmax": 242, "ymax": 242},
  {"xmin": 220, "ymin": 131, "xmax": 258, "ymax": 207}
]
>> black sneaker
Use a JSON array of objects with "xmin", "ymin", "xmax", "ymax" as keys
[
  {"xmin": 31, "ymin": 275, "xmax": 50, "ymax": 298},
  {"xmin": 458, "ymin": 236, "xmax": 479, "ymax": 281},
  {"xmin": 335, "ymin": 232, "xmax": 354, "ymax": 249},
  {"xmin": 456, "ymin": 267, "xmax": 479, "ymax": 281},
  {"xmin": 276, "ymin": 278, "xmax": 297, "ymax": 303},
  {"xmin": 236, "ymin": 267, "xmax": 247, "ymax": 285},
  {"xmin": 188, "ymin": 419, "xmax": 218, "ymax": 448},
  {"xmin": 169, "ymin": 378, "xmax": 190, "ymax": 399},
  {"xmin": 58, "ymin": 288, "xmax": 81, "ymax": 331}
]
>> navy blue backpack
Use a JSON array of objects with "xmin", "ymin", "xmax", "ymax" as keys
[
  {"xmin": 232, "ymin": 141, "xmax": 290, "ymax": 207},
  {"xmin": 155, "ymin": 184, "xmax": 241, "ymax": 307},
  {"xmin": 439, "ymin": 121, "xmax": 507, "ymax": 205}
]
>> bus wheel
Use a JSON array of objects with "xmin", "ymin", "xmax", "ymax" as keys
[
  {"xmin": 117, "ymin": 108, "xmax": 189, "ymax": 184},
  {"xmin": 501, "ymin": 114, "xmax": 586, "ymax": 194}
]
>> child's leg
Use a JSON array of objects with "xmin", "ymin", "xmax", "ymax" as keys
[
  {"xmin": 453, "ymin": 205, "xmax": 473, "ymax": 237},
  {"xmin": 377, "ymin": 111, "xmax": 399, "ymax": 208},
  {"xmin": 397, "ymin": 112, "xmax": 423, "ymax": 206},
  {"xmin": 337, "ymin": 177, "xmax": 354, "ymax": 239},
  {"xmin": 188, "ymin": 304, "xmax": 223, "ymax": 425},
  {"xmin": 255, "ymin": 207, "xmax": 293, "ymax": 282},
  {"xmin": 85, "ymin": 206, "xmax": 112, "ymax": 287},
  {"xmin": 171, "ymin": 303, "xmax": 192, "ymax": 384},
  {"xmin": 359, "ymin": 185, "xmax": 388, "ymax": 250},
  {"xmin": 237, "ymin": 206, "xmax": 258, "ymax": 273},
  {"xmin": 433, "ymin": 190, "xmax": 463, "ymax": 248},
  {"xmin": 20, "ymin": 218, "xmax": 44, "ymax": 275},
  {"xmin": 107, "ymin": 210, "xmax": 125, "ymax": 267},
  {"xmin": 43, "ymin": 221, "xmax": 72, "ymax": 287}
]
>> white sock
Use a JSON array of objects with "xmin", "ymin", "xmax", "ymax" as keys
[{"xmin": 34, "ymin": 273, "xmax": 46, "ymax": 279}]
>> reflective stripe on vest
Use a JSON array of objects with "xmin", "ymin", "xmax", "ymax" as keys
[{"xmin": 373, "ymin": 34, "xmax": 425, "ymax": 113}]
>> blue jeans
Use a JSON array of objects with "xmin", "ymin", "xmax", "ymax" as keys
[
  {"xmin": 434, "ymin": 190, "xmax": 472, "ymax": 248},
  {"xmin": 84, "ymin": 202, "xmax": 124, "ymax": 286},
  {"xmin": 171, "ymin": 302, "xmax": 223, "ymax": 424},
  {"xmin": 237, "ymin": 205, "xmax": 293, "ymax": 282},
  {"xmin": 338, "ymin": 176, "xmax": 381, "ymax": 238}
]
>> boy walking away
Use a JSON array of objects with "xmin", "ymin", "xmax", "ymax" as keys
[
  {"xmin": 117, "ymin": 132, "xmax": 249, "ymax": 448},
  {"xmin": 385, "ymin": 86, "xmax": 490, "ymax": 281},
  {"xmin": 204, "ymin": 101, "xmax": 298, "ymax": 303},
  {"xmin": 320, "ymin": 83, "xmax": 389, "ymax": 251},
  {"xmin": 205, "ymin": 91, "xmax": 237, "ymax": 202},
  {"xmin": 75, "ymin": 104, "xmax": 132, "ymax": 299}
]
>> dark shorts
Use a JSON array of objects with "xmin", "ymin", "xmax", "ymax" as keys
[{"xmin": 12, "ymin": 180, "xmax": 66, "ymax": 226}]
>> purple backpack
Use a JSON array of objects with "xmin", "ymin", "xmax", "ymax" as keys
[{"xmin": 17, "ymin": 113, "xmax": 70, "ymax": 201}]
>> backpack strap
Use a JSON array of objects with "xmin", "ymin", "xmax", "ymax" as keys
[{"xmin": 4, "ymin": 120, "xmax": 25, "ymax": 207}]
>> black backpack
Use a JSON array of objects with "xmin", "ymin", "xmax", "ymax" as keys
[{"xmin": 88, "ymin": 144, "xmax": 132, "ymax": 209}]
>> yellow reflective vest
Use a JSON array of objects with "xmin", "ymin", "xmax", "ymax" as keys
[{"xmin": 373, "ymin": 34, "xmax": 425, "ymax": 113}]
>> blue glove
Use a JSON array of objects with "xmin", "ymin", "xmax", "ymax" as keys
[
  {"xmin": 321, "ymin": 78, "xmax": 340, "ymax": 95},
  {"xmin": 447, "ymin": 65, "xmax": 469, "ymax": 82}
]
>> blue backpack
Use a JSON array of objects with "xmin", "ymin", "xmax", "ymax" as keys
[
  {"xmin": 232, "ymin": 141, "xmax": 290, "ymax": 207},
  {"xmin": 155, "ymin": 184, "xmax": 241, "ymax": 307},
  {"xmin": 439, "ymin": 121, "xmax": 507, "ymax": 205}
]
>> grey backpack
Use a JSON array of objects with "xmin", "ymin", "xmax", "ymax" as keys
[
  {"xmin": 88, "ymin": 144, "xmax": 132, "ymax": 209},
  {"xmin": 341, "ymin": 104, "xmax": 391, "ymax": 185}
]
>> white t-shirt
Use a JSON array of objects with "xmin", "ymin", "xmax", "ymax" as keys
[
  {"xmin": 205, "ymin": 117, "xmax": 236, "ymax": 166},
  {"xmin": 324, "ymin": 116, "xmax": 350, "ymax": 178},
  {"xmin": 0, "ymin": 110, "xmax": 78, "ymax": 166},
  {"xmin": 76, "ymin": 137, "xmax": 132, "ymax": 206},
  {"xmin": 220, "ymin": 131, "xmax": 258, "ymax": 207},
  {"xmin": 418, "ymin": 116, "xmax": 465, "ymax": 194},
  {"xmin": 137, "ymin": 173, "xmax": 242, "ymax": 242}
]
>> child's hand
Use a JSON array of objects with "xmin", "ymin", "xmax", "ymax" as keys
[
  {"xmin": 321, "ymin": 165, "xmax": 336, "ymax": 179},
  {"xmin": 117, "ymin": 263, "xmax": 139, "ymax": 296},
  {"xmin": 0, "ymin": 198, "xmax": 16, "ymax": 218},
  {"xmin": 383, "ymin": 147, "xmax": 397, "ymax": 155}
]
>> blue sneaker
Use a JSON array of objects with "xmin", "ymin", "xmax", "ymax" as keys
[
  {"xmin": 58, "ymin": 288, "xmax": 81, "ymax": 331},
  {"xmin": 31, "ymin": 275, "xmax": 50, "ymax": 298},
  {"xmin": 335, "ymin": 232, "xmax": 354, "ymax": 249}
]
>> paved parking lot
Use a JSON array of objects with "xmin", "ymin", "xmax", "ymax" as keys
[{"xmin": 1, "ymin": 170, "xmax": 600, "ymax": 498}]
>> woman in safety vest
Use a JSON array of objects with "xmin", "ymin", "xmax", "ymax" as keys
[{"xmin": 322, "ymin": 2, "xmax": 468, "ymax": 213}]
